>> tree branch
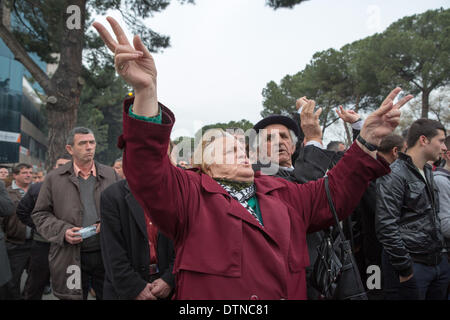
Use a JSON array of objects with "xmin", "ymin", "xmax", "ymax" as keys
[
  {"xmin": 409, "ymin": 78, "xmax": 423, "ymax": 91},
  {"xmin": 430, "ymin": 77, "xmax": 446, "ymax": 92},
  {"xmin": 0, "ymin": 7, "xmax": 51, "ymax": 93},
  {"xmin": 323, "ymin": 115, "xmax": 340, "ymax": 130},
  {"xmin": 12, "ymin": 0, "xmax": 41, "ymax": 40}
]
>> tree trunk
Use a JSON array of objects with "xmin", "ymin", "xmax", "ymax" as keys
[
  {"xmin": 354, "ymin": 94, "xmax": 361, "ymax": 113},
  {"xmin": 321, "ymin": 106, "xmax": 330, "ymax": 137},
  {"xmin": 343, "ymin": 121, "xmax": 352, "ymax": 147},
  {"xmin": 46, "ymin": 98, "xmax": 78, "ymax": 167},
  {"xmin": 45, "ymin": 0, "xmax": 86, "ymax": 169},
  {"xmin": 421, "ymin": 89, "xmax": 430, "ymax": 119}
]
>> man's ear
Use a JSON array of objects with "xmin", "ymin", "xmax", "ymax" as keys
[
  {"xmin": 65, "ymin": 144, "xmax": 73, "ymax": 155},
  {"xmin": 419, "ymin": 135, "xmax": 428, "ymax": 146},
  {"xmin": 392, "ymin": 146, "xmax": 398, "ymax": 158}
]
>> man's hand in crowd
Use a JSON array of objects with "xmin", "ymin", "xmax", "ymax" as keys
[
  {"xmin": 336, "ymin": 105, "xmax": 361, "ymax": 124},
  {"xmin": 150, "ymin": 278, "xmax": 172, "ymax": 299},
  {"xmin": 399, "ymin": 274, "xmax": 414, "ymax": 283},
  {"xmin": 93, "ymin": 17, "xmax": 158, "ymax": 118},
  {"xmin": 65, "ymin": 227, "xmax": 82, "ymax": 245},
  {"xmin": 295, "ymin": 96, "xmax": 309, "ymax": 111},
  {"xmin": 300, "ymin": 100, "xmax": 323, "ymax": 144},
  {"xmin": 135, "ymin": 283, "xmax": 157, "ymax": 300},
  {"xmin": 95, "ymin": 223, "xmax": 100, "ymax": 234}
]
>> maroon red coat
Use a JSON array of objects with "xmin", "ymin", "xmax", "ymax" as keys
[{"xmin": 119, "ymin": 99, "xmax": 390, "ymax": 300}]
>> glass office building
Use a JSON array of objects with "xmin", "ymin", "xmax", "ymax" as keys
[{"xmin": 0, "ymin": 38, "xmax": 48, "ymax": 168}]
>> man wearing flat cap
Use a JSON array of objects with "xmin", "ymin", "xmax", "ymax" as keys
[{"xmin": 252, "ymin": 97, "xmax": 343, "ymax": 183}]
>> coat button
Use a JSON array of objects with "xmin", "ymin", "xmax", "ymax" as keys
[{"xmin": 250, "ymin": 295, "xmax": 259, "ymax": 300}]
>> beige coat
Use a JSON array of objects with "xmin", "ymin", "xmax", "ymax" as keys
[{"xmin": 32, "ymin": 161, "xmax": 118, "ymax": 300}]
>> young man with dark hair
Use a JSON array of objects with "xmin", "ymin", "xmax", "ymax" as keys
[
  {"xmin": 376, "ymin": 119, "xmax": 448, "ymax": 300},
  {"xmin": 2, "ymin": 163, "xmax": 33, "ymax": 299},
  {"xmin": 377, "ymin": 134, "xmax": 407, "ymax": 164},
  {"xmin": 347, "ymin": 134, "xmax": 406, "ymax": 299},
  {"xmin": 32, "ymin": 169, "xmax": 45, "ymax": 184}
]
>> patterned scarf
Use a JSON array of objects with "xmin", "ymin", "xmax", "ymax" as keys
[{"xmin": 215, "ymin": 179, "xmax": 263, "ymax": 227}]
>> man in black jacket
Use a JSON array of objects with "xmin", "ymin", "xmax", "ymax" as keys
[
  {"xmin": 16, "ymin": 181, "xmax": 45, "ymax": 300},
  {"xmin": 336, "ymin": 106, "xmax": 408, "ymax": 299},
  {"xmin": 376, "ymin": 118, "xmax": 448, "ymax": 300},
  {"xmin": 347, "ymin": 133, "xmax": 406, "ymax": 299},
  {"xmin": 100, "ymin": 179, "xmax": 175, "ymax": 300}
]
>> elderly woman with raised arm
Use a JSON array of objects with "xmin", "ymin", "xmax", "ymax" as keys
[{"xmin": 93, "ymin": 17, "xmax": 412, "ymax": 300}]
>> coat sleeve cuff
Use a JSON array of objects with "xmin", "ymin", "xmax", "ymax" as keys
[
  {"xmin": 160, "ymin": 270, "xmax": 175, "ymax": 290},
  {"xmin": 118, "ymin": 97, "xmax": 174, "ymax": 150},
  {"xmin": 126, "ymin": 280, "xmax": 148, "ymax": 300},
  {"xmin": 128, "ymin": 103, "xmax": 162, "ymax": 124}
]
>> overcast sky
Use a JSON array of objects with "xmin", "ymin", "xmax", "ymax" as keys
[{"xmin": 94, "ymin": 0, "xmax": 449, "ymax": 142}]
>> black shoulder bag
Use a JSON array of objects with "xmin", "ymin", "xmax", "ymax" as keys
[{"xmin": 311, "ymin": 176, "xmax": 368, "ymax": 300}]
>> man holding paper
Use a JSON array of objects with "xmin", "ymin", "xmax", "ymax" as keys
[{"xmin": 32, "ymin": 127, "xmax": 118, "ymax": 300}]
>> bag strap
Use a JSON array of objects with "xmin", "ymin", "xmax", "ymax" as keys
[
  {"xmin": 324, "ymin": 176, "xmax": 347, "ymax": 242},
  {"xmin": 345, "ymin": 216, "xmax": 356, "ymax": 252}
]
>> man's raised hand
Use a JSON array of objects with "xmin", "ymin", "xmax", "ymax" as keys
[
  {"xmin": 300, "ymin": 100, "xmax": 323, "ymax": 144},
  {"xmin": 295, "ymin": 96, "xmax": 309, "ymax": 111},
  {"xmin": 336, "ymin": 106, "xmax": 361, "ymax": 124}
]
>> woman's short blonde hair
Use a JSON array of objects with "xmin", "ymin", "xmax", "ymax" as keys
[{"xmin": 192, "ymin": 128, "xmax": 237, "ymax": 173}]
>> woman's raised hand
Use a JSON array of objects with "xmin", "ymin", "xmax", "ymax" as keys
[
  {"xmin": 360, "ymin": 87, "xmax": 413, "ymax": 150},
  {"xmin": 93, "ymin": 17, "xmax": 158, "ymax": 117}
]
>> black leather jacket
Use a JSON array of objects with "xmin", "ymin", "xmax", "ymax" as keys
[{"xmin": 375, "ymin": 152, "xmax": 444, "ymax": 277}]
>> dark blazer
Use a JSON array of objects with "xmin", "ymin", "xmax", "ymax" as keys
[{"xmin": 100, "ymin": 179, "xmax": 175, "ymax": 300}]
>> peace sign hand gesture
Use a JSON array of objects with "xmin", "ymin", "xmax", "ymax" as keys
[
  {"xmin": 359, "ymin": 87, "xmax": 413, "ymax": 152},
  {"xmin": 93, "ymin": 17, "xmax": 159, "ymax": 117}
]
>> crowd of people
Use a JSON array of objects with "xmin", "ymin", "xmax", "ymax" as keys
[{"xmin": 0, "ymin": 17, "xmax": 448, "ymax": 300}]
